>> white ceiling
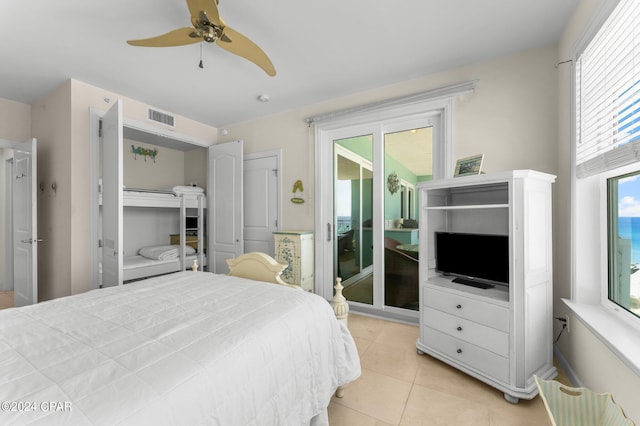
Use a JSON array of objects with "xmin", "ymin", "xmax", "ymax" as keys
[{"xmin": 0, "ymin": 0, "xmax": 578, "ymax": 128}]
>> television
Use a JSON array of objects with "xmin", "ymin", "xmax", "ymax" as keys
[{"xmin": 434, "ymin": 231, "xmax": 509, "ymax": 288}]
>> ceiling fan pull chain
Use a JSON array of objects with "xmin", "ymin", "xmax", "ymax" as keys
[{"xmin": 199, "ymin": 43, "xmax": 204, "ymax": 69}]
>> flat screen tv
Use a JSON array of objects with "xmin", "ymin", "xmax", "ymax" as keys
[{"xmin": 434, "ymin": 231, "xmax": 509, "ymax": 288}]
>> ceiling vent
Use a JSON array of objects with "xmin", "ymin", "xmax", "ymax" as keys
[{"xmin": 147, "ymin": 107, "xmax": 175, "ymax": 128}]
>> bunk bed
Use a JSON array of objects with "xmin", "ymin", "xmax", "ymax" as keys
[
  {"xmin": 0, "ymin": 253, "xmax": 360, "ymax": 425},
  {"xmin": 100, "ymin": 187, "xmax": 207, "ymax": 284}
]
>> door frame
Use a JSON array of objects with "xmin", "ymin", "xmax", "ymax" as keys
[
  {"xmin": 334, "ymin": 143, "xmax": 373, "ymax": 286},
  {"xmin": 3, "ymin": 155, "xmax": 13, "ymax": 292},
  {"xmin": 314, "ymin": 97, "xmax": 455, "ymax": 321},
  {"xmin": 88, "ymin": 106, "xmax": 212, "ymax": 289}
]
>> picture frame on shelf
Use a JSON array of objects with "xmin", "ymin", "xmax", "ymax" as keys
[{"xmin": 454, "ymin": 154, "xmax": 484, "ymax": 177}]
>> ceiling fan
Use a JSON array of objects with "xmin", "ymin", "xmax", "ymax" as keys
[{"xmin": 127, "ymin": 0, "xmax": 276, "ymax": 76}]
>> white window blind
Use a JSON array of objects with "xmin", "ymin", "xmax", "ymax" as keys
[{"xmin": 576, "ymin": 0, "xmax": 640, "ymax": 178}]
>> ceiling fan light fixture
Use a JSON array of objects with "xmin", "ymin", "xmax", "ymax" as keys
[
  {"xmin": 202, "ymin": 25, "xmax": 217, "ymax": 43},
  {"xmin": 126, "ymin": 0, "xmax": 276, "ymax": 76}
]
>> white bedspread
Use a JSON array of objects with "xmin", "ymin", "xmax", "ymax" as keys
[{"xmin": 0, "ymin": 272, "xmax": 361, "ymax": 425}]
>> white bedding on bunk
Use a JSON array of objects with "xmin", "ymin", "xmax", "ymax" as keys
[
  {"xmin": 122, "ymin": 254, "xmax": 202, "ymax": 281},
  {"xmin": 0, "ymin": 272, "xmax": 361, "ymax": 425},
  {"xmin": 138, "ymin": 244, "xmax": 196, "ymax": 260}
]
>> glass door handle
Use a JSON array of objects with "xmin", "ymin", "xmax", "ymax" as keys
[{"xmin": 21, "ymin": 238, "xmax": 43, "ymax": 244}]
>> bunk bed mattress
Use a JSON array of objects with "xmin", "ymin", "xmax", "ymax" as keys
[
  {"xmin": 122, "ymin": 255, "xmax": 200, "ymax": 281},
  {"xmin": 0, "ymin": 271, "xmax": 361, "ymax": 425}
]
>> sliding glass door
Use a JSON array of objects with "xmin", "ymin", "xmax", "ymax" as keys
[
  {"xmin": 335, "ymin": 139, "xmax": 373, "ymax": 304},
  {"xmin": 323, "ymin": 118, "xmax": 435, "ymax": 319},
  {"xmin": 383, "ymin": 127, "xmax": 431, "ymax": 311}
]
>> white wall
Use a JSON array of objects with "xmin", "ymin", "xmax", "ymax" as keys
[
  {"xmin": 123, "ymin": 139, "xmax": 185, "ymax": 190},
  {"xmin": 184, "ymin": 148, "xmax": 207, "ymax": 189},
  {"xmin": 219, "ymin": 34, "xmax": 637, "ymax": 420},
  {"xmin": 219, "ymin": 45, "xmax": 559, "ymax": 232},
  {"xmin": 30, "ymin": 79, "xmax": 218, "ymax": 299}
]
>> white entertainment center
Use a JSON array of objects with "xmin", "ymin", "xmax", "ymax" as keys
[{"xmin": 416, "ymin": 170, "xmax": 557, "ymax": 403}]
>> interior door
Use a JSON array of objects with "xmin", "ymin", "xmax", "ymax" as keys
[
  {"xmin": 101, "ymin": 100, "xmax": 124, "ymax": 287},
  {"xmin": 244, "ymin": 154, "xmax": 278, "ymax": 255},
  {"xmin": 13, "ymin": 138, "xmax": 38, "ymax": 307},
  {"xmin": 208, "ymin": 140, "xmax": 243, "ymax": 273}
]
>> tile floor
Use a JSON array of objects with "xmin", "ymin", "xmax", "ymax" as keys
[
  {"xmin": 328, "ymin": 313, "xmax": 564, "ymax": 425},
  {"xmin": 0, "ymin": 293, "xmax": 566, "ymax": 425},
  {"xmin": 0, "ymin": 291, "xmax": 13, "ymax": 310}
]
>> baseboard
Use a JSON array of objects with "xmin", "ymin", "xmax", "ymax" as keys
[{"xmin": 553, "ymin": 345, "xmax": 583, "ymax": 387}]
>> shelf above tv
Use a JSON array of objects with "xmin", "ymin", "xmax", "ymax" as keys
[{"xmin": 425, "ymin": 204, "xmax": 509, "ymax": 210}]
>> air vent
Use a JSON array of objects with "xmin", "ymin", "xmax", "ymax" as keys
[{"xmin": 147, "ymin": 107, "xmax": 175, "ymax": 128}]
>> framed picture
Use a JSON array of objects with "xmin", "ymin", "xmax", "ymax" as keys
[{"xmin": 454, "ymin": 154, "xmax": 484, "ymax": 177}]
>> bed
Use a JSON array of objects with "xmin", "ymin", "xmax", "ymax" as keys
[
  {"xmin": 0, "ymin": 253, "xmax": 360, "ymax": 425},
  {"xmin": 122, "ymin": 245, "xmax": 203, "ymax": 282},
  {"xmin": 113, "ymin": 187, "xmax": 207, "ymax": 282}
]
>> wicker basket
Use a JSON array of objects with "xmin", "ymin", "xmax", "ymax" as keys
[{"xmin": 534, "ymin": 376, "xmax": 634, "ymax": 426}]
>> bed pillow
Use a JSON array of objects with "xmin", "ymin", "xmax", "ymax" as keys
[{"xmin": 138, "ymin": 244, "xmax": 196, "ymax": 260}]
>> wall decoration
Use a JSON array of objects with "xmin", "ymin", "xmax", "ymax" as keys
[
  {"xmin": 131, "ymin": 145, "xmax": 158, "ymax": 162},
  {"xmin": 387, "ymin": 172, "xmax": 399, "ymax": 194},
  {"xmin": 454, "ymin": 154, "xmax": 484, "ymax": 177},
  {"xmin": 291, "ymin": 179, "xmax": 304, "ymax": 204}
]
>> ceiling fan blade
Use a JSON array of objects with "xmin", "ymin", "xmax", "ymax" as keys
[
  {"xmin": 187, "ymin": 0, "xmax": 220, "ymax": 27},
  {"xmin": 217, "ymin": 26, "xmax": 276, "ymax": 76},
  {"xmin": 127, "ymin": 27, "xmax": 202, "ymax": 47}
]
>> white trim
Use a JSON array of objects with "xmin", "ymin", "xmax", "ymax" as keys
[
  {"xmin": 89, "ymin": 108, "xmax": 101, "ymax": 289},
  {"xmin": 306, "ymin": 80, "xmax": 476, "ymax": 127},
  {"xmin": 553, "ymin": 345, "xmax": 583, "ymax": 388},
  {"xmin": 564, "ymin": 299, "xmax": 640, "ymax": 376},
  {"xmin": 570, "ymin": 0, "xmax": 622, "ymax": 58},
  {"xmin": 3, "ymin": 156, "xmax": 14, "ymax": 292},
  {"xmin": 313, "ymin": 87, "xmax": 461, "ymax": 313},
  {"xmin": 598, "ymin": 163, "xmax": 640, "ymax": 330}
]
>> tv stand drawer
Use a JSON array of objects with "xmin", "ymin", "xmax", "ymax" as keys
[
  {"xmin": 422, "ymin": 307, "xmax": 509, "ymax": 357},
  {"xmin": 423, "ymin": 286, "xmax": 509, "ymax": 332},
  {"xmin": 422, "ymin": 326, "xmax": 509, "ymax": 384}
]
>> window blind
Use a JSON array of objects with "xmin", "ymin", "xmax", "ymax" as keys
[{"xmin": 576, "ymin": 0, "xmax": 640, "ymax": 178}]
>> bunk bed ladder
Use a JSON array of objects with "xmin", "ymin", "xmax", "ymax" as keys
[{"xmin": 179, "ymin": 193, "xmax": 205, "ymax": 271}]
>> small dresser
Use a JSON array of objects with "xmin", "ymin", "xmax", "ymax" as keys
[{"xmin": 273, "ymin": 231, "xmax": 314, "ymax": 292}]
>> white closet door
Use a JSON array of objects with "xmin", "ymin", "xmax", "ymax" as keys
[
  {"xmin": 102, "ymin": 100, "xmax": 123, "ymax": 287},
  {"xmin": 244, "ymin": 154, "xmax": 278, "ymax": 256},
  {"xmin": 208, "ymin": 140, "xmax": 243, "ymax": 273},
  {"xmin": 12, "ymin": 138, "xmax": 38, "ymax": 306}
]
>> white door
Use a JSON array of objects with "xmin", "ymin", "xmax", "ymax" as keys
[
  {"xmin": 208, "ymin": 140, "xmax": 243, "ymax": 273},
  {"xmin": 101, "ymin": 100, "xmax": 124, "ymax": 287},
  {"xmin": 13, "ymin": 138, "xmax": 38, "ymax": 307},
  {"xmin": 244, "ymin": 153, "xmax": 279, "ymax": 255}
]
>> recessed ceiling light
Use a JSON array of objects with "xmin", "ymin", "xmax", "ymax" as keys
[{"xmin": 257, "ymin": 94, "xmax": 270, "ymax": 103}]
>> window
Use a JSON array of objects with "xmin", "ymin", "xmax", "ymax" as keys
[
  {"xmin": 607, "ymin": 170, "xmax": 640, "ymax": 319},
  {"xmin": 574, "ymin": 0, "xmax": 640, "ymax": 326}
]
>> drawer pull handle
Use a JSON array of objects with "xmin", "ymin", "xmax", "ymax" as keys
[
  {"xmin": 456, "ymin": 348, "xmax": 462, "ymax": 354},
  {"xmin": 456, "ymin": 304, "xmax": 462, "ymax": 309},
  {"xmin": 456, "ymin": 326, "xmax": 462, "ymax": 331}
]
